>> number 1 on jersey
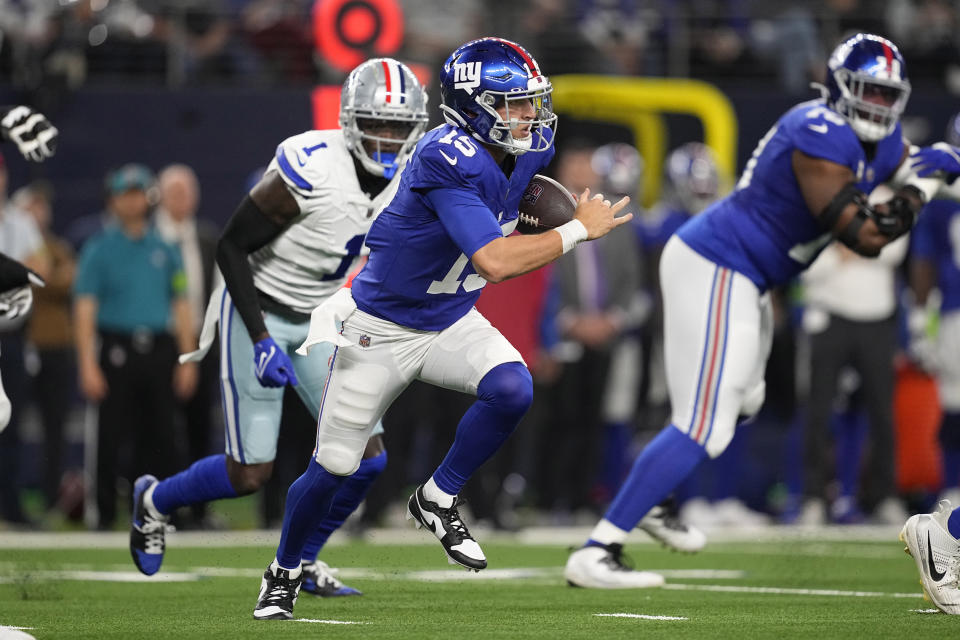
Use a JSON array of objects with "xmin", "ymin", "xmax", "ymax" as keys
[{"xmin": 321, "ymin": 234, "xmax": 366, "ymax": 281}]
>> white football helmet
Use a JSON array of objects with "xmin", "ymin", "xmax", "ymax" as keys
[{"xmin": 340, "ymin": 58, "xmax": 428, "ymax": 178}]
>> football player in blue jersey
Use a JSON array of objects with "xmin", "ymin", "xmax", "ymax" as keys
[
  {"xmin": 127, "ymin": 58, "xmax": 428, "ymax": 597},
  {"xmin": 565, "ymin": 33, "xmax": 953, "ymax": 589},
  {"xmin": 902, "ymin": 115, "xmax": 960, "ymax": 614},
  {"xmin": 253, "ymin": 37, "xmax": 632, "ymax": 620}
]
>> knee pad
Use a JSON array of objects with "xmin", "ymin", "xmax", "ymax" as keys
[
  {"xmin": 316, "ymin": 443, "xmax": 363, "ymax": 476},
  {"xmin": 941, "ymin": 412, "xmax": 960, "ymax": 450},
  {"xmin": 478, "ymin": 361, "xmax": 533, "ymax": 417}
]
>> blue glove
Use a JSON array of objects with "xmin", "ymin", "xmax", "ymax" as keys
[
  {"xmin": 253, "ymin": 337, "xmax": 299, "ymax": 387},
  {"xmin": 910, "ymin": 142, "xmax": 960, "ymax": 178}
]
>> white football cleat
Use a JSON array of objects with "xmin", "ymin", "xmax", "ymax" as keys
[
  {"xmin": 637, "ymin": 504, "xmax": 706, "ymax": 552},
  {"xmin": 900, "ymin": 499, "xmax": 960, "ymax": 614},
  {"xmin": 564, "ymin": 543, "xmax": 665, "ymax": 589}
]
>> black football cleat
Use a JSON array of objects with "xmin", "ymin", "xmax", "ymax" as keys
[
  {"xmin": 407, "ymin": 485, "xmax": 487, "ymax": 571},
  {"xmin": 253, "ymin": 563, "xmax": 302, "ymax": 620}
]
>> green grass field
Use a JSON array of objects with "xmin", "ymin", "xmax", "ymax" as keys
[{"xmin": 0, "ymin": 530, "xmax": 953, "ymax": 639}]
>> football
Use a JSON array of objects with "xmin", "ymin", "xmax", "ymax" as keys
[{"xmin": 516, "ymin": 174, "xmax": 577, "ymax": 234}]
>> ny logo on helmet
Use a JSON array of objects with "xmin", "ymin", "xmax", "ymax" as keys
[{"xmin": 454, "ymin": 61, "xmax": 482, "ymax": 93}]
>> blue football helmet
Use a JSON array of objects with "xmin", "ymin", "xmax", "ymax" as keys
[
  {"xmin": 666, "ymin": 142, "xmax": 720, "ymax": 215},
  {"xmin": 439, "ymin": 37, "xmax": 557, "ymax": 155},
  {"xmin": 824, "ymin": 33, "xmax": 910, "ymax": 143},
  {"xmin": 340, "ymin": 58, "xmax": 429, "ymax": 179}
]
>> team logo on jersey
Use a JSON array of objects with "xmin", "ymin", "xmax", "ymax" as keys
[
  {"xmin": 359, "ymin": 334, "xmax": 371, "ymax": 348},
  {"xmin": 454, "ymin": 61, "xmax": 482, "ymax": 93},
  {"xmin": 522, "ymin": 183, "xmax": 543, "ymax": 205}
]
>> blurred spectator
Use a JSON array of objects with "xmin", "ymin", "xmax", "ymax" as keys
[
  {"xmin": 239, "ymin": 0, "xmax": 312, "ymax": 84},
  {"xmin": 0, "ymin": 151, "xmax": 51, "ymax": 526},
  {"xmin": 13, "ymin": 181, "xmax": 77, "ymax": 514},
  {"xmin": 536, "ymin": 141, "xmax": 642, "ymax": 519},
  {"xmin": 497, "ymin": 0, "xmax": 609, "ymax": 76},
  {"xmin": 800, "ymin": 231, "xmax": 909, "ymax": 525},
  {"xmin": 73, "ymin": 163, "xmax": 197, "ymax": 529},
  {"xmin": 153, "ymin": 163, "xmax": 220, "ymax": 527},
  {"xmin": 748, "ymin": 3, "xmax": 823, "ymax": 93},
  {"xmin": 156, "ymin": 0, "xmax": 263, "ymax": 85},
  {"xmin": 885, "ymin": 0, "xmax": 960, "ymax": 84}
]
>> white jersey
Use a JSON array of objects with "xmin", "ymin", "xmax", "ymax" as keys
[{"xmin": 251, "ymin": 129, "xmax": 403, "ymax": 315}]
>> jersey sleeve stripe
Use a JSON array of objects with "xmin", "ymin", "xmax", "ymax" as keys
[{"xmin": 275, "ymin": 145, "xmax": 313, "ymax": 191}]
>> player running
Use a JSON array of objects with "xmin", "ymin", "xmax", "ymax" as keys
[
  {"xmin": 128, "ymin": 58, "xmax": 428, "ymax": 597},
  {"xmin": 565, "ymin": 33, "xmax": 953, "ymax": 589},
  {"xmin": 252, "ymin": 37, "xmax": 632, "ymax": 620}
]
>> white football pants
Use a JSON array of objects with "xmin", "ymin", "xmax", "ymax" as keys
[{"xmin": 661, "ymin": 236, "xmax": 773, "ymax": 458}]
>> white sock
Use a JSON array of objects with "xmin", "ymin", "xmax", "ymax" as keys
[
  {"xmin": 143, "ymin": 482, "xmax": 167, "ymax": 520},
  {"xmin": 422, "ymin": 477, "xmax": 455, "ymax": 508},
  {"xmin": 587, "ymin": 519, "xmax": 629, "ymax": 546},
  {"xmin": 271, "ymin": 558, "xmax": 302, "ymax": 578}
]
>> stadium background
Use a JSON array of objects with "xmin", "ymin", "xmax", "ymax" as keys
[{"xmin": 0, "ymin": 0, "xmax": 957, "ymax": 531}]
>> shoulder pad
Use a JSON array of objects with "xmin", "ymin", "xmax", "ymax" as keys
[
  {"xmin": 273, "ymin": 130, "xmax": 346, "ymax": 196},
  {"xmin": 410, "ymin": 134, "xmax": 486, "ymax": 189},
  {"xmin": 788, "ymin": 103, "xmax": 860, "ymax": 167}
]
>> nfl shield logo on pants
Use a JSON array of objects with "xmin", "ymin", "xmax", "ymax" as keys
[{"xmin": 359, "ymin": 334, "xmax": 371, "ymax": 348}]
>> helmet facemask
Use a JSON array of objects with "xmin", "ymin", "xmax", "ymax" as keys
[
  {"xmin": 475, "ymin": 78, "xmax": 557, "ymax": 155},
  {"xmin": 344, "ymin": 113, "xmax": 425, "ymax": 179},
  {"xmin": 833, "ymin": 69, "xmax": 910, "ymax": 142}
]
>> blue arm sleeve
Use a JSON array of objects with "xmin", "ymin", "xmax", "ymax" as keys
[{"xmin": 425, "ymin": 187, "xmax": 505, "ymax": 258}]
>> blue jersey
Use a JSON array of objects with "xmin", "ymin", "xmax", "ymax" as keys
[
  {"xmin": 678, "ymin": 100, "xmax": 905, "ymax": 291},
  {"xmin": 911, "ymin": 199, "xmax": 960, "ymax": 313},
  {"xmin": 352, "ymin": 124, "xmax": 554, "ymax": 330}
]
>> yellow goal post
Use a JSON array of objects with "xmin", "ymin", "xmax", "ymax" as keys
[{"xmin": 550, "ymin": 75, "xmax": 738, "ymax": 208}]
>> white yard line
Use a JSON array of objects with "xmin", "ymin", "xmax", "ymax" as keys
[
  {"xmin": 662, "ymin": 583, "xmax": 921, "ymax": 599},
  {"xmin": 595, "ymin": 613, "xmax": 688, "ymax": 621}
]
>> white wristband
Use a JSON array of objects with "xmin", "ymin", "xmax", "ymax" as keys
[{"xmin": 555, "ymin": 219, "xmax": 588, "ymax": 254}]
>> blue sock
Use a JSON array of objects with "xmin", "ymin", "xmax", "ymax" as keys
[
  {"xmin": 601, "ymin": 424, "xmax": 708, "ymax": 532},
  {"xmin": 301, "ymin": 450, "xmax": 387, "ymax": 564},
  {"xmin": 949, "ymin": 507, "xmax": 960, "ymax": 539},
  {"xmin": 432, "ymin": 362, "xmax": 532, "ymax": 496},
  {"xmin": 151, "ymin": 455, "xmax": 238, "ymax": 516},
  {"xmin": 276, "ymin": 459, "xmax": 347, "ymax": 569}
]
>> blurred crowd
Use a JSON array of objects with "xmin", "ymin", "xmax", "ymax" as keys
[
  {"xmin": 0, "ymin": 128, "xmax": 955, "ymax": 533},
  {"xmin": 1, "ymin": 0, "xmax": 959, "ymax": 100}
]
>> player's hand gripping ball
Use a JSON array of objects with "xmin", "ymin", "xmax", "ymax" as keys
[{"xmin": 516, "ymin": 174, "xmax": 576, "ymax": 234}]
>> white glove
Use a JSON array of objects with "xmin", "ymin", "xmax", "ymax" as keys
[
  {"xmin": 1, "ymin": 105, "xmax": 58, "ymax": 162},
  {"xmin": 0, "ymin": 285, "xmax": 33, "ymax": 321}
]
